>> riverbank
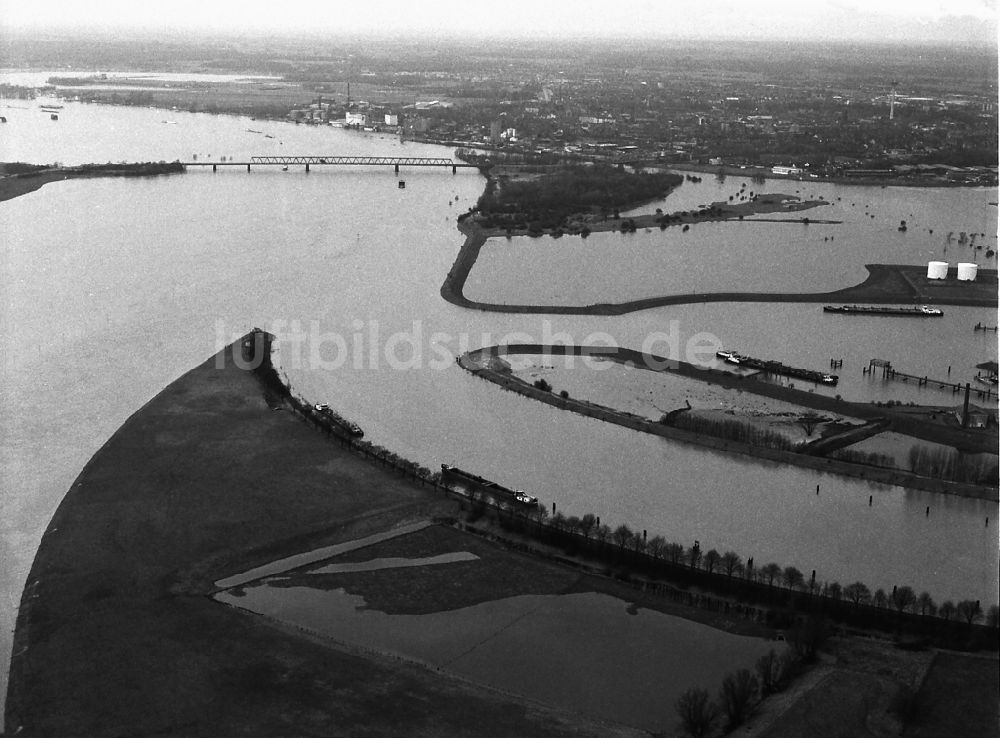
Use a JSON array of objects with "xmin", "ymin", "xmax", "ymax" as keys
[
  {"xmin": 673, "ymin": 162, "xmax": 998, "ymax": 188},
  {"xmin": 6, "ymin": 334, "xmax": 640, "ymax": 738},
  {"xmin": 458, "ymin": 344, "xmax": 997, "ymax": 499},
  {"xmin": 8, "ymin": 335, "xmax": 995, "ymax": 734},
  {"xmin": 0, "ymin": 161, "xmax": 184, "ymax": 202},
  {"xmin": 442, "ymin": 221, "xmax": 998, "ymax": 314}
]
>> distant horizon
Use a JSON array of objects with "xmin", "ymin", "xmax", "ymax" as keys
[
  {"xmin": 1, "ymin": 0, "xmax": 997, "ymax": 48},
  {"xmin": 3, "ymin": 26, "xmax": 998, "ymax": 54}
]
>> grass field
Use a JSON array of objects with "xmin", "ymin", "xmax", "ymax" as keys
[
  {"xmin": 6, "ymin": 341, "xmax": 639, "ymax": 737},
  {"xmin": 904, "ymin": 652, "xmax": 1000, "ymax": 738}
]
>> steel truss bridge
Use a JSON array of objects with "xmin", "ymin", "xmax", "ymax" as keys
[{"xmin": 183, "ymin": 156, "xmax": 478, "ymax": 173}]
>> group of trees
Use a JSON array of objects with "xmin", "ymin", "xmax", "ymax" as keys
[
  {"xmin": 907, "ymin": 445, "xmax": 999, "ymax": 485},
  {"xmin": 472, "ymin": 165, "xmax": 683, "ymax": 231},
  {"xmin": 661, "ymin": 412, "xmax": 800, "ymax": 452},
  {"xmin": 674, "ymin": 626, "xmax": 815, "ymax": 738},
  {"xmin": 487, "ymin": 503, "xmax": 999, "ymax": 644},
  {"xmin": 675, "ymin": 618, "xmax": 829, "ymax": 736}
]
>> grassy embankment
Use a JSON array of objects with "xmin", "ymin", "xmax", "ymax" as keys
[
  {"xmin": 6, "ymin": 333, "xmax": 635, "ymax": 738},
  {"xmin": 0, "ymin": 161, "xmax": 184, "ymax": 202}
]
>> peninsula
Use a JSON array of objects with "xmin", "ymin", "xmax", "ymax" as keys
[
  {"xmin": 0, "ymin": 161, "xmax": 184, "ymax": 202},
  {"xmin": 458, "ymin": 344, "xmax": 998, "ymax": 500}
]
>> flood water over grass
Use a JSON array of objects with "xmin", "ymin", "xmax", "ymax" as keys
[
  {"xmin": 219, "ymin": 585, "xmax": 773, "ymax": 732},
  {"xmin": 464, "ymin": 180, "xmax": 996, "ymax": 306}
]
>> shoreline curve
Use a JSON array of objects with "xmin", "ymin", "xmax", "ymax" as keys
[
  {"xmin": 457, "ymin": 343, "xmax": 998, "ymax": 500},
  {"xmin": 442, "ymin": 225, "xmax": 998, "ymax": 315}
]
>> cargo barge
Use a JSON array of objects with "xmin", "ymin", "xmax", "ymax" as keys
[
  {"xmin": 440, "ymin": 464, "xmax": 538, "ymax": 505},
  {"xmin": 823, "ymin": 304, "xmax": 943, "ymax": 316},
  {"xmin": 716, "ymin": 350, "xmax": 838, "ymax": 386}
]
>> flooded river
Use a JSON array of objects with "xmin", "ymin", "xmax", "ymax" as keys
[{"xmin": 1, "ymin": 78, "xmax": 997, "ymax": 714}]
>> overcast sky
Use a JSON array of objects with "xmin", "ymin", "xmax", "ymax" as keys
[{"xmin": 1, "ymin": 0, "xmax": 997, "ymax": 45}]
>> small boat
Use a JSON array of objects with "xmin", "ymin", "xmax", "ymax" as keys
[
  {"xmin": 823, "ymin": 304, "xmax": 943, "ymax": 316},
  {"xmin": 282, "ymin": 166, "xmax": 288, "ymax": 171},
  {"xmin": 716, "ymin": 349, "xmax": 739, "ymax": 361},
  {"xmin": 50, "ymin": 113, "xmax": 58, "ymax": 120},
  {"xmin": 398, "ymin": 180, "xmax": 406, "ymax": 188}
]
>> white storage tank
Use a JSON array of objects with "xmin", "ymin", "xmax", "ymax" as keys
[
  {"xmin": 927, "ymin": 261, "xmax": 949, "ymax": 280},
  {"xmin": 957, "ymin": 263, "xmax": 978, "ymax": 281}
]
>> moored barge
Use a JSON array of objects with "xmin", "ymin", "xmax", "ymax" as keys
[
  {"xmin": 440, "ymin": 464, "xmax": 538, "ymax": 505},
  {"xmin": 716, "ymin": 350, "xmax": 838, "ymax": 385},
  {"xmin": 313, "ymin": 403, "xmax": 364, "ymax": 437},
  {"xmin": 823, "ymin": 304, "xmax": 943, "ymax": 316}
]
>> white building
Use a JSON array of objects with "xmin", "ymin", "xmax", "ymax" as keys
[
  {"xmin": 771, "ymin": 165, "xmax": 803, "ymax": 176},
  {"xmin": 346, "ymin": 111, "xmax": 368, "ymax": 127}
]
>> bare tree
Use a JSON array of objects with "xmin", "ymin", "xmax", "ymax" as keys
[
  {"xmin": 718, "ymin": 669, "xmax": 759, "ymax": 729},
  {"xmin": 891, "ymin": 585, "xmax": 917, "ymax": 615},
  {"xmin": 938, "ymin": 600, "xmax": 956, "ymax": 622},
  {"xmin": 796, "ymin": 413, "xmax": 824, "ymax": 437},
  {"xmin": 633, "ymin": 532, "xmax": 646, "ymax": 555},
  {"xmin": 956, "ymin": 600, "xmax": 983, "ymax": 626},
  {"xmin": 594, "ymin": 523, "xmax": 611, "ymax": 545},
  {"xmin": 916, "ymin": 591, "xmax": 936, "ymax": 617},
  {"xmin": 755, "ymin": 649, "xmax": 781, "ymax": 696},
  {"xmin": 704, "ymin": 548, "xmax": 721, "ymax": 574},
  {"xmin": 612, "ymin": 523, "xmax": 633, "ymax": 550},
  {"xmin": 688, "ymin": 543, "xmax": 702, "ymax": 569},
  {"xmin": 844, "ymin": 582, "xmax": 872, "ymax": 605},
  {"xmin": 665, "ymin": 542, "xmax": 685, "ymax": 563},
  {"xmin": 647, "ymin": 535, "xmax": 667, "ymax": 560},
  {"xmin": 674, "ymin": 687, "xmax": 719, "ymax": 738},
  {"xmin": 873, "ymin": 588, "xmax": 889, "ymax": 608},
  {"xmin": 721, "ymin": 551, "xmax": 743, "ymax": 578},
  {"xmin": 787, "ymin": 615, "xmax": 829, "ymax": 662},
  {"xmin": 761, "ymin": 562, "xmax": 782, "ymax": 587},
  {"xmin": 782, "ymin": 566, "xmax": 804, "ymax": 590}
]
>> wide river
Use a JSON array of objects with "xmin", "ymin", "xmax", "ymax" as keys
[{"xmin": 1, "ymin": 78, "xmax": 997, "ymax": 715}]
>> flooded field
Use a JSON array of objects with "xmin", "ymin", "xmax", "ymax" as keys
[
  {"xmin": 464, "ymin": 180, "xmax": 996, "ymax": 306},
  {"xmin": 219, "ymin": 587, "xmax": 771, "ymax": 732},
  {"xmin": 511, "ymin": 355, "xmax": 841, "ymax": 422}
]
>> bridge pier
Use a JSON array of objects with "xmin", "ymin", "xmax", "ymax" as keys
[
  {"xmin": 305, "ymin": 163, "xmax": 310, "ymax": 173},
  {"xmin": 452, "ymin": 165, "xmax": 457, "ymax": 174},
  {"xmin": 394, "ymin": 164, "xmax": 399, "ymax": 174},
  {"xmin": 212, "ymin": 164, "xmax": 217, "ymax": 173},
  {"xmin": 247, "ymin": 164, "xmax": 251, "ymax": 173}
]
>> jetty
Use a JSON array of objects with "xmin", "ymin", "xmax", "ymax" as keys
[{"xmin": 867, "ymin": 359, "xmax": 996, "ymax": 401}]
